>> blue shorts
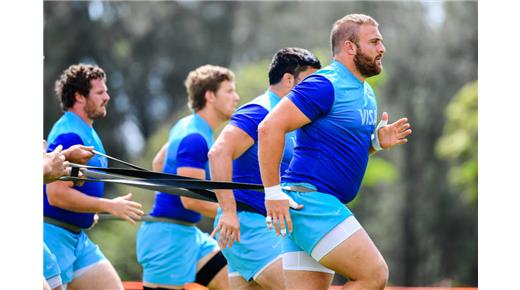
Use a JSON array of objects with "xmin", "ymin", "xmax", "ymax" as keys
[
  {"xmin": 136, "ymin": 221, "xmax": 219, "ymax": 286},
  {"xmin": 43, "ymin": 242, "xmax": 61, "ymax": 280},
  {"xmin": 43, "ymin": 223, "xmax": 106, "ymax": 284},
  {"xmin": 214, "ymin": 209, "xmax": 282, "ymax": 281},
  {"xmin": 281, "ymin": 182, "xmax": 353, "ymax": 257}
]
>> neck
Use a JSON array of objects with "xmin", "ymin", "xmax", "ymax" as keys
[
  {"xmin": 334, "ymin": 54, "xmax": 365, "ymax": 82},
  {"xmin": 196, "ymin": 107, "xmax": 222, "ymax": 131},
  {"xmin": 68, "ymin": 106, "xmax": 93, "ymax": 127},
  {"xmin": 269, "ymin": 83, "xmax": 290, "ymax": 99}
]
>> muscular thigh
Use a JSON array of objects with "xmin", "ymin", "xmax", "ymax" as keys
[
  {"xmin": 229, "ymin": 275, "xmax": 262, "ymax": 290},
  {"xmin": 253, "ymin": 257, "xmax": 284, "ymax": 290},
  {"xmin": 67, "ymin": 260, "xmax": 123, "ymax": 290},
  {"xmin": 197, "ymin": 250, "xmax": 229, "ymax": 290},
  {"xmin": 319, "ymin": 228, "xmax": 386, "ymax": 281},
  {"xmin": 284, "ymin": 270, "xmax": 333, "ymax": 290}
]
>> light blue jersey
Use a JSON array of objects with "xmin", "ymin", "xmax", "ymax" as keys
[
  {"xmin": 214, "ymin": 90, "xmax": 292, "ymax": 281},
  {"xmin": 137, "ymin": 113, "xmax": 219, "ymax": 286},
  {"xmin": 283, "ymin": 60, "xmax": 377, "ymax": 203},
  {"xmin": 44, "ymin": 111, "xmax": 108, "ymax": 228},
  {"xmin": 149, "ymin": 113, "xmax": 213, "ymax": 223},
  {"xmin": 43, "ymin": 111, "xmax": 108, "ymax": 284},
  {"xmin": 229, "ymin": 90, "xmax": 296, "ymax": 215}
]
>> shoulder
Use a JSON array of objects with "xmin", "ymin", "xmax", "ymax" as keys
[
  {"xmin": 247, "ymin": 93, "xmax": 273, "ymax": 111},
  {"xmin": 46, "ymin": 132, "xmax": 84, "ymax": 152},
  {"xmin": 291, "ymin": 74, "xmax": 334, "ymax": 98},
  {"xmin": 180, "ymin": 133, "xmax": 208, "ymax": 147},
  {"xmin": 234, "ymin": 103, "xmax": 269, "ymax": 119}
]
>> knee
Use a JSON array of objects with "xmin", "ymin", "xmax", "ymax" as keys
[
  {"xmin": 370, "ymin": 260, "xmax": 389, "ymax": 290},
  {"xmin": 349, "ymin": 259, "xmax": 388, "ymax": 290}
]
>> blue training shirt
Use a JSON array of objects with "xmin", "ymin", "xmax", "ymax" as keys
[
  {"xmin": 149, "ymin": 114, "xmax": 213, "ymax": 223},
  {"xmin": 283, "ymin": 60, "xmax": 378, "ymax": 204},
  {"xmin": 230, "ymin": 90, "xmax": 296, "ymax": 215},
  {"xmin": 44, "ymin": 111, "xmax": 108, "ymax": 229}
]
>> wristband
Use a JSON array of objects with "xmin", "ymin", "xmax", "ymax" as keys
[
  {"xmin": 264, "ymin": 184, "xmax": 298, "ymax": 208},
  {"xmin": 264, "ymin": 184, "xmax": 284, "ymax": 200},
  {"xmin": 371, "ymin": 118, "xmax": 388, "ymax": 151}
]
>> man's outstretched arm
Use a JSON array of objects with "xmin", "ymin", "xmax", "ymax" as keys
[
  {"xmin": 208, "ymin": 124, "xmax": 254, "ymax": 248},
  {"xmin": 258, "ymin": 97, "xmax": 310, "ymax": 236}
]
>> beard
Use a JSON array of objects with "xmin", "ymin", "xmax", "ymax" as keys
[
  {"xmin": 85, "ymin": 100, "xmax": 107, "ymax": 120},
  {"xmin": 354, "ymin": 45, "xmax": 382, "ymax": 78}
]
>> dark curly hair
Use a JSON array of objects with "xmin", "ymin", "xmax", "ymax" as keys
[
  {"xmin": 185, "ymin": 65, "xmax": 235, "ymax": 112},
  {"xmin": 268, "ymin": 47, "xmax": 321, "ymax": 85},
  {"xmin": 54, "ymin": 64, "xmax": 106, "ymax": 111}
]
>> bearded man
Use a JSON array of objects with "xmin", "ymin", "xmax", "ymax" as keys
[
  {"xmin": 44, "ymin": 64, "xmax": 144, "ymax": 290},
  {"xmin": 258, "ymin": 14, "xmax": 412, "ymax": 290}
]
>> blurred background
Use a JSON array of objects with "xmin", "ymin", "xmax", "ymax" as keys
[{"xmin": 43, "ymin": 1, "xmax": 477, "ymax": 287}]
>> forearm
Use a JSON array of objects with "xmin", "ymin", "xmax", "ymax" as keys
[
  {"xmin": 47, "ymin": 184, "xmax": 111, "ymax": 213},
  {"xmin": 208, "ymin": 147, "xmax": 237, "ymax": 213},
  {"xmin": 181, "ymin": 197, "xmax": 218, "ymax": 218},
  {"xmin": 152, "ymin": 143, "xmax": 168, "ymax": 172},
  {"xmin": 258, "ymin": 121, "xmax": 286, "ymax": 187}
]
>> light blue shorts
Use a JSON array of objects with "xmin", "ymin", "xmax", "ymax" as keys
[
  {"xmin": 43, "ymin": 223, "xmax": 106, "ymax": 284},
  {"xmin": 136, "ymin": 221, "xmax": 219, "ymax": 286},
  {"xmin": 214, "ymin": 209, "xmax": 282, "ymax": 281},
  {"xmin": 43, "ymin": 242, "xmax": 61, "ymax": 287},
  {"xmin": 281, "ymin": 182, "xmax": 353, "ymax": 257}
]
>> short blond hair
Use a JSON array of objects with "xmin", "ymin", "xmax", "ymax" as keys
[
  {"xmin": 185, "ymin": 65, "xmax": 235, "ymax": 112},
  {"xmin": 330, "ymin": 14, "xmax": 379, "ymax": 56}
]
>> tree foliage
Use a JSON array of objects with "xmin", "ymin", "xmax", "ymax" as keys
[
  {"xmin": 44, "ymin": 1, "xmax": 478, "ymax": 286},
  {"xmin": 436, "ymin": 81, "xmax": 478, "ymax": 205}
]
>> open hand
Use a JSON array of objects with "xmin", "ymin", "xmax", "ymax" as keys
[
  {"xmin": 109, "ymin": 193, "xmax": 144, "ymax": 224},
  {"xmin": 377, "ymin": 112, "xmax": 412, "ymax": 149},
  {"xmin": 211, "ymin": 211, "xmax": 240, "ymax": 249}
]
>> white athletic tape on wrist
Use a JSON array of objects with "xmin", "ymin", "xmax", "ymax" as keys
[
  {"xmin": 264, "ymin": 184, "xmax": 299, "ymax": 209},
  {"xmin": 371, "ymin": 118, "xmax": 388, "ymax": 151}
]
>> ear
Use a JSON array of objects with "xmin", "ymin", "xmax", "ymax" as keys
[
  {"xmin": 282, "ymin": 72, "xmax": 295, "ymax": 88},
  {"xmin": 205, "ymin": 90, "xmax": 216, "ymax": 104},
  {"xmin": 74, "ymin": 92, "xmax": 87, "ymax": 105},
  {"xmin": 344, "ymin": 40, "xmax": 357, "ymax": 56}
]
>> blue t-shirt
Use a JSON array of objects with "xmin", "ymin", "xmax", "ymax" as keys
[
  {"xmin": 283, "ymin": 60, "xmax": 378, "ymax": 204},
  {"xmin": 44, "ymin": 111, "xmax": 108, "ymax": 229},
  {"xmin": 149, "ymin": 114, "xmax": 213, "ymax": 223},
  {"xmin": 230, "ymin": 90, "xmax": 296, "ymax": 215}
]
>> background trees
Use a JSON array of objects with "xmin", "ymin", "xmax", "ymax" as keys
[{"xmin": 44, "ymin": 1, "xmax": 477, "ymax": 286}]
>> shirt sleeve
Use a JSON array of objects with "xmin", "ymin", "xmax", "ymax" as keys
[
  {"xmin": 46, "ymin": 132, "xmax": 84, "ymax": 153},
  {"xmin": 228, "ymin": 104, "xmax": 269, "ymax": 142},
  {"xmin": 175, "ymin": 133, "xmax": 209, "ymax": 169},
  {"xmin": 287, "ymin": 75, "xmax": 335, "ymax": 121}
]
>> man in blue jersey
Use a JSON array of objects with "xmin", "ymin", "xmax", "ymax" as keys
[
  {"xmin": 43, "ymin": 140, "xmax": 94, "ymax": 290},
  {"xmin": 43, "ymin": 141, "xmax": 94, "ymax": 184},
  {"xmin": 258, "ymin": 14, "xmax": 412, "ymax": 290},
  {"xmin": 136, "ymin": 65, "xmax": 239, "ymax": 290},
  {"xmin": 44, "ymin": 64, "xmax": 144, "ymax": 290},
  {"xmin": 208, "ymin": 48, "xmax": 321, "ymax": 289}
]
